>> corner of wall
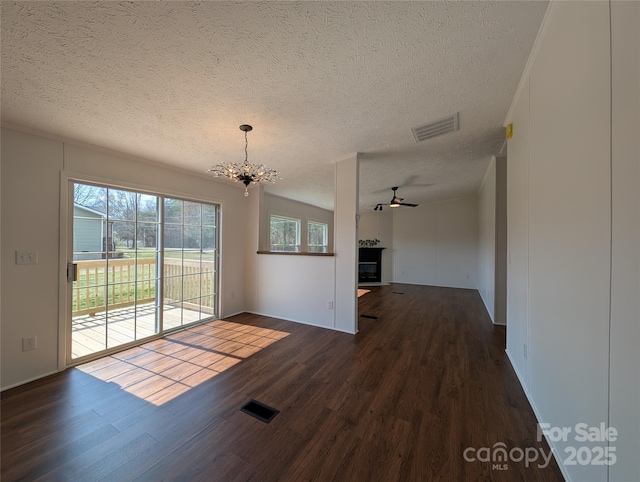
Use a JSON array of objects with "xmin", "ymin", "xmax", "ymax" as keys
[{"xmin": 334, "ymin": 155, "xmax": 359, "ymax": 334}]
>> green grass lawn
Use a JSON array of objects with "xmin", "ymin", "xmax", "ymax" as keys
[
  {"xmin": 72, "ymin": 253, "xmax": 216, "ymax": 313},
  {"xmin": 72, "ymin": 283, "xmax": 154, "ymax": 312},
  {"xmin": 117, "ymin": 247, "xmax": 214, "ymax": 260}
]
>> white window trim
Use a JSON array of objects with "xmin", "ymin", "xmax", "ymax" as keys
[
  {"xmin": 269, "ymin": 214, "xmax": 301, "ymax": 252},
  {"xmin": 307, "ymin": 220, "xmax": 329, "ymax": 253}
]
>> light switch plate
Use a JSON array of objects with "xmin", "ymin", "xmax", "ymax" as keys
[{"xmin": 16, "ymin": 250, "xmax": 38, "ymax": 265}]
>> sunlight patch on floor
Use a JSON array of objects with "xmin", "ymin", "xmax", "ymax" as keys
[{"xmin": 76, "ymin": 319, "xmax": 289, "ymax": 406}]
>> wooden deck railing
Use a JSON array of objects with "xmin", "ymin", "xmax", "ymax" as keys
[{"xmin": 72, "ymin": 257, "xmax": 215, "ymax": 316}]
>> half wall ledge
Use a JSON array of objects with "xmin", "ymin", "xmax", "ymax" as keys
[{"xmin": 256, "ymin": 251, "xmax": 335, "ymax": 256}]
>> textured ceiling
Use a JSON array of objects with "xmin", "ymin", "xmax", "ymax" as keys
[{"xmin": 1, "ymin": 1, "xmax": 547, "ymax": 210}]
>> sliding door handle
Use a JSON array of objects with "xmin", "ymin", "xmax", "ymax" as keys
[{"xmin": 67, "ymin": 263, "xmax": 78, "ymax": 282}]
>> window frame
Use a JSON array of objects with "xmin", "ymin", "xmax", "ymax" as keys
[
  {"xmin": 307, "ymin": 220, "xmax": 329, "ymax": 253},
  {"xmin": 269, "ymin": 214, "xmax": 301, "ymax": 252}
]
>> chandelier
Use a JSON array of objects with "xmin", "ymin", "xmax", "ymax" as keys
[{"xmin": 207, "ymin": 124, "xmax": 278, "ymax": 197}]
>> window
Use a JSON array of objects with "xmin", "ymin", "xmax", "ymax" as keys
[
  {"xmin": 308, "ymin": 221, "xmax": 328, "ymax": 253},
  {"xmin": 270, "ymin": 215, "xmax": 300, "ymax": 251}
]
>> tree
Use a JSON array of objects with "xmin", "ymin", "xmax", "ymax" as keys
[
  {"xmin": 109, "ymin": 190, "xmax": 137, "ymax": 248},
  {"xmin": 73, "ymin": 183, "xmax": 106, "ymax": 211}
]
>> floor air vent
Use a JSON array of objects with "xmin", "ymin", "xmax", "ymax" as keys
[
  {"xmin": 360, "ymin": 314, "xmax": 378, "ymax": 319},
  {"xmin": 412, "ymin": 112, "xmax": 459, "ymax": 142},
  {"xmin": 240, "ymin": 399, "xmax": 279, "ymax": 423}
]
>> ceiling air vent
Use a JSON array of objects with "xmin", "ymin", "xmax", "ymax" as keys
[{"xmin": 412, "ymin": 112, "xmax": 459, "ymax": 143}]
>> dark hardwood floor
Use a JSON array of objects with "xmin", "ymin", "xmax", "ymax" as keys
[{"xmin": 1, "ymin": 284, "xmax": 564, "ymax": 481}]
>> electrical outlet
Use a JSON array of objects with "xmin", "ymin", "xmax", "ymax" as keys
[
  {"xmin": 524, "ymin": 344, "xmax": 528, "ymax": 359},
  {"xmin": 22, "ymin": 336, "xmax": 37, "ymax": 352},
  {"xmin": 327, "ymin": 300, "xmax": 334, "ymax": 309}
]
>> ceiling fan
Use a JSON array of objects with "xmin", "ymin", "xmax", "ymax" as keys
[{"xmin": 374, "ymin": 187, "xmax": 419, "ymax": 211}]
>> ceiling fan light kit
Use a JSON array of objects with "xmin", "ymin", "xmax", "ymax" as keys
[
  {"xmin": 375, "ymin": 187, "xmax": 419, "ymax": 211},
  {"xmin": 389, "ymin": 190, "xmax": 402, "ymax": 208},
  {"xmin": 207, "ymin": 124, "xmax": 278, "ymax": 197}
]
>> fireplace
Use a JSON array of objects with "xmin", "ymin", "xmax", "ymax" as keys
[{"xmin": 358, "ymin": 247, "xmax": 385, "ymax": 283}]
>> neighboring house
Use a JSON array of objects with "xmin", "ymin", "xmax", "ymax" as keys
[{"xmin": 73, "ymin": 204, "xmax": 109, "ymax": 260}]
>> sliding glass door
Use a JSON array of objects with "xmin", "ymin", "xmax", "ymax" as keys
[{"xmin": 69, "ymin": 182, "xmax": 218, "ymax": 362}]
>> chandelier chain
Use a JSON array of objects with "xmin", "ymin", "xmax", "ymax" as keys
[{"xmin": 244, "ymin": 131, "xmax": 248, "ymax": 165}]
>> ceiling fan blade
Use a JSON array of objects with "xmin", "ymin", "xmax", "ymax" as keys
[
  {"xmin": 371, "ymin": 182, "xmax": 433, "ymax": 194},
  {"xmin": 384, "ymin": 186, "xmax": 418, "ymax": 208},
  {"xmin": 399, "ymin": 175, "xmax": 420, "ymax": 187}
]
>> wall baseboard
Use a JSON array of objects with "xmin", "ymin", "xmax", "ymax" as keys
[
  {"xmin": 1, "ymin": 369, "xmax": 62, "ymax": 392},
  {"xmin": 245, "ymin": 310, "xmax": 356, "ymax": 334},
  {"xmin": 220, "ymin": 311, "xmax": 246, "ymax": 319},
  {"xmin": 390, "ymin": 280, "xmax": 478, "ymax": 290}
]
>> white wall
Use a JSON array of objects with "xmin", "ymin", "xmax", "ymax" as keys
[
  {"xmin": 244, "ymin": 185, "xmax": 263, "ymax": 314},
  {"xmin": 505, "ymin": 75, "xmax": 531, "ymax": 388},
  {"xmin": 504, "ymin": 1, "xmax": 639, "ymax": 480},
  {"xmin": 478, "ymin": 157, "xmax": 497, "ymax": 321},
  {"xmin": 358, "ymin": 210, "xmax": 393, "ymax": 284},
  {"xmin": 334, "ymin": 155, "xmax": 359, "ymax": 333},
  {"xmin": 609, "ymin": 1, "xmax": 640, "ymax": 480},
  {"xmin": 259, "ymin": 192, "xmax": 334, "ymax": 252},
  {"xmin": 478, "ymin": 156, "xmax": 507, "ymax": 325},
  {"xmin": 529, "ymin": 5, "xmax": 610, "ymax": 481},
  {"xmin": 1, "ymin": 126, "xmax": 249, "ymax": 390},
  {"xmin": 494, "ymin": 157, "xmax": 507, "ymax": 326},
  {"xmin": 1, "ymin": 129, "xmax": 64, "ymax": 389},
  {"xmin": 393, "ymin": 196, "xmax": 478, "ymax": 289},
  {"xmin": 251, "ymin": 254, "xmax": 336, "ymax": 329}
]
